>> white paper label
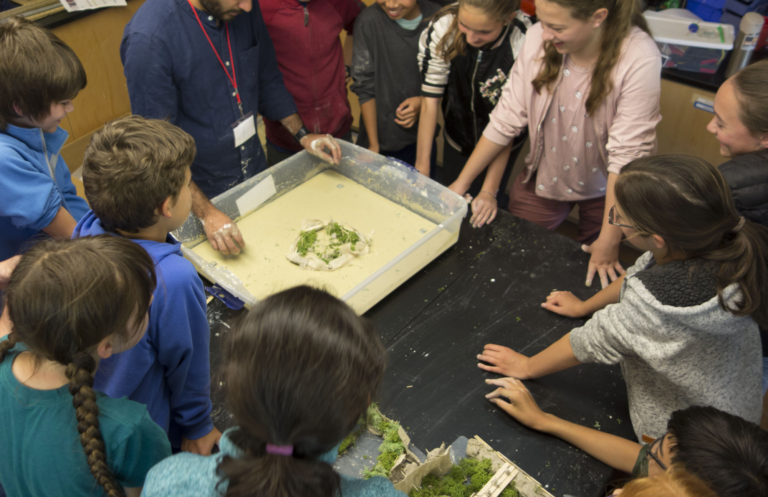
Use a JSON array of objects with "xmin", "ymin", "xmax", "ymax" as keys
[
  {"xmin": 236, "ymin": 174, "xmax": 277, "ymax": 216},
  {"xmin": 233, "ymin": 113, "xmax": 256, "ymax": 148}
]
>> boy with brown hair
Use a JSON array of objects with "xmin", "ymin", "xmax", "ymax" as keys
[
  {"xmin": 73, "ymin": 115, "xmax": 221, "ymax": 455},
  {"xmin": 0, "ymin": 17, "xmax": 89, "ymax": 260}
]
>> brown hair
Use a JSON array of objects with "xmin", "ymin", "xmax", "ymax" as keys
[
  {"xmin": 532, "ymin": 0, "xmax": 649, "ymax": 116},
  {"xmin": 0, "ymin": 236, "xmax": 156, "ymax": 497},
  {"xmin": 433, "ymin": 0, "xmax": 521, "ymax": 62},
  {"xmin": 731, "ymin": 60, "xmax": 768, "ymax": 139},
  {"xmin": 83, "ymin": 115, "xmax": 195, "ymax": 233},
  {"xmin": 615, "ymin": 155, "xmax": 768, "ymax": 327},
  {"xmin": 618, "ymin": 465, "xmax": 717, "ymax": 497},
  {"xmin": 0, "ymin": 16, "xmax": 86, "ymax": 131},
  {"xmin": 217, "ymin": 286, "xmax": 387, "ymax": 497}
]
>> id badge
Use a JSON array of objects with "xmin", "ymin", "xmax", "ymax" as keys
[{"xmin": 232, "ymin": 111, "xmax": 256, "ymax": 147}]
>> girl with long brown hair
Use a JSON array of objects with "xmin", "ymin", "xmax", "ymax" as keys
[
  {"xmin": 0, "ymin": 236, "xmax": 171, "ymax": 496},
  {"xmin": 448, "ymin": 0, "xmax": 661, "ymax": 290},
  {"xmin": 141, "ymin": 286, "xmax": 395, "ymax": 497},
  {"xmin": 478, "ymin": 155, "xmax": 767, "ymax": 443}
]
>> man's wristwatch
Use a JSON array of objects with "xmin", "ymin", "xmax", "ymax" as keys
[{"xmin": 294, "ymin": 126, "xmax": 311, "ymax": 144}]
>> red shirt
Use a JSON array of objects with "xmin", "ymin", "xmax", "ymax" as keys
[{"xmin": 259, "ymin": 0, "xmax": 359, "ymax": 150}]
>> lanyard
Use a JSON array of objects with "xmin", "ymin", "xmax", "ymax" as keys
[{"xmin": 187, "ymin": 0, "xmax": 244, "ymax": 117}]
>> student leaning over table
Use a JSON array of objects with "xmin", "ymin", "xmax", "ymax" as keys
[
  {"xmin": 478, "ymin": 155, "xmax": 765, "ymax": 441},
  {"xmin": 445, "ymin": 0, "xmax": 661, "ymax": 290}
]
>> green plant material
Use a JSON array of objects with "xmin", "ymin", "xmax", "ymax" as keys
[
  {"xmin": 363, "ymin": 405, "xmax": 406, "ymax": 480},
  {"xmin": 297, "ymin": 230, "xmax": 318, "ymax": 256},
  {"xmin": 409, "ymin": 458, "xmax": 518, "ymax": 497},
  {"xmin": 594, "ymin": 421, "xmax": 601, "ymax": 429}
]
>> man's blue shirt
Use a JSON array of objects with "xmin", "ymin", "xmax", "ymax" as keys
[{"xmin": 121, "ymin": 0, "xmax": 298, "ymax": 198}]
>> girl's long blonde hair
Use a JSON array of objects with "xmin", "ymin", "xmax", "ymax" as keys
[
  {"xmin": 532, "ymin": 0, "xmax": 649, "ymax": 116},
  {"xmin": 433, "ymin": 0, "xmax": 521, "ymax": 62}
]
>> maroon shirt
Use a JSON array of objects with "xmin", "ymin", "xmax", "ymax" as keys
[{"xmin": 259, "ymin": 0, "xmax": 360, "ymax": 150}]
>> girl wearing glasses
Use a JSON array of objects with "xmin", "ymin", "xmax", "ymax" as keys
[{"xmin": 477, "ymin": 154, "xmax": 767, "ymax": 443}]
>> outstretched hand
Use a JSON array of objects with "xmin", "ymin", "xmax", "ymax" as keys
[
  {"xmin": 541, "ymin": 291, "xmax": 587, "ymax": 318},
  {"xmin": 477, "ymin": 344, "xmax": 532, "ymax": 379},
  {"xmin": 469, "ymin": 192, "xmax": 498, "ymax": 228},
  {"xmin": 582, "ymin": 237, "xmax": 624, "ymax": 289},
  {"xmin": 485, "ymin": 377, "xmax": 550, "ymax": 431}
]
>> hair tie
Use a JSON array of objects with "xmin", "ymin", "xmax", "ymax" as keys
[
  {"xmin": 266, "ymin": 443, "xmax": 294, "ymax": 456},
  {"xmin": 732, "ymin": 217, "xmax": 746, "ymax": 233}
]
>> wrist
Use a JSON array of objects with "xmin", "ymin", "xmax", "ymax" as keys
[
  {"xmin": 536, "ymin": 413, "xmax": 559, "ymax": 434},
  {"xmin": 294, "ymin": 126, "xmax": 311, "ymax": 144}
]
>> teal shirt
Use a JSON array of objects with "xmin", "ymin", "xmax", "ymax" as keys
[
  {"xmin": 0, "ymin": 339, "xmax": 172, "ymax": 496},
  {"xmin": 142, "ymin": 427, "xmax": 407, "ymax": 497}
]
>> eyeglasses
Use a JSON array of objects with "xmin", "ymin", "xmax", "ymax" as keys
[
  {"xmin": 608, "ymin": 205, "xmax": 636, "ymax": 230},
  {"xmin": 646, "ymin": 434, "xmax": 668, "ymax": 472}
]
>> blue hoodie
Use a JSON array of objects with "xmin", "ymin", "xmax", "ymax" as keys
[
  {"xmin": 72, "ymin": 210, "xmax": 214, "ymax": 447},
  {"xmin": 0, "ymin": 124, "xmax": 89, "ymax": 260}
]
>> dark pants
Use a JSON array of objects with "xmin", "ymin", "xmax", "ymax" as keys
[
  {"xmin": 266, "ymin": 130, "xmax": 354, "ymax": 167},
  {"xmin": 437, "ymin": 136, "xmax": 526, "ymax": 211}
]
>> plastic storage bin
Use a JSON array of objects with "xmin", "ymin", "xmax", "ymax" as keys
[
  {"xmin": 171, "ymin": 141, "xmax": 468, "ymax": 313},
  {"xmin": 644, "ymin": 12, "xmax": 735, "ymax": 73},
  {"xmin": 688, "ymin": 0, "xmax": 727, "ymax": 21}
]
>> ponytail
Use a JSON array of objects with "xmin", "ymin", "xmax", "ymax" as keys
[
  {"xmin": 704, "ymin": 219, "xmax": 768, "ymax": 326},
  {"xmin": 217, "ymin": 286, "xmax": 387, "ymax": 497},
  {"xmin": 433, "ymin": 0, "xmax": 521, "ymax": 63},
  {"xmin": 218, "ymin": 430, "xmax": 340, "ymax": 497},
  {"xmin": 66, "ymin": 352, "xmax": 125, "ymax": 497},
  {"xmin": 615, "ymin": 155, "xmax": 768, "ymax": 327},
  {"xmin": 532, "ymin": 0, "xmax": 649, "ymax": 116}
]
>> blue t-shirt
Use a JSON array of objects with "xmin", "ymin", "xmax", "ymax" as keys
[
  {"xmin": 0, "ymin": 338, "xmax": 171, "ymax": 496},
  {"xmin": 120, "ymin": 0, "xmax": 298, "ymax": 199},
  {"xmin": 142, "ymin": 427, "xmax": 407, "ymax": 497},
  {"xmin": 0, "ymin": 124, "xmax": 89, "ymax": 260}
]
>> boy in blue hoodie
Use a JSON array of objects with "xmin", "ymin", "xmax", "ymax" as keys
[
  {"xmin": 0, "ymin": 17, "xmax": 89, "ymax": 261},
  {"xmin": 73, "ymin": 115, "xmax": 221, "ymax": 455}
]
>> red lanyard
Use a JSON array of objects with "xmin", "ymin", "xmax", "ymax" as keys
[{"xmin": 187, "ymin": 0, "xmax": 244, "ymax": 116}]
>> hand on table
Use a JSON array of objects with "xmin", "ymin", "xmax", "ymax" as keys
[
  {"xmin": 202, "ymin": 208, "xmax": 246, "ymax": 255},
  {"xmin": 485, "ymin": 377, "xmax": 549, "ymax": 431},
  {"xmin": 477, "ymin": 344, "xmax": 532, "ymax": 379},
  {"xmin": 181, "ymin": 427, "xmax": 222, "ymax": 456},
  {"xmin": 300, "ymin": 134, "xmax": 341, "ymax": 165},
  {"xmin": 0, "ymin": 255, "xmax": 21, "ymax": 291},
  {"xmin": 394, "ymin": 97, "xmax": 422, "ymax": 129},
  {"xmin": 469, "ymin": 192, "xmax": 498, "ymax": 228},
  {"xmin": 541, "ymin": 291, "xmax": 587, "ymax": 318},
  {"xmin": 582, "ymin": 236, "xmax": 624, "ymax": 289}
]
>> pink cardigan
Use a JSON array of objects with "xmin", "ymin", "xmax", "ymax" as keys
[{"xmin": 484, "ymin": 22, "xmax": 662, "ymax": 201}]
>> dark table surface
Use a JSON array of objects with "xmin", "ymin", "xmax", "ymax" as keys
[{"xmin": 205, "ymin": 212, "xmax": 636, "ymax": 497}]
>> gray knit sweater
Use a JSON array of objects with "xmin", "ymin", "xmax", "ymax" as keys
[{"xmin": 570, "ymin": 251, "xmax": 762, "ymax": 440}]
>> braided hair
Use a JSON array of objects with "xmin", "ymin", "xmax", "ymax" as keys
[{"xmin": 2, "ymin": 236, "xmax": 156, "ymax": 496}]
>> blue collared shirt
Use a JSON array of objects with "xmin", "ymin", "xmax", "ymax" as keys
[{"xmin": 121, "ymin": 0, "xmax": 298, "ymax": 199}]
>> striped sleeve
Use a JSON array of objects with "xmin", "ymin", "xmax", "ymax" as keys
[{"xmin": 418, "ymin": 14, "xmax": 454, "ymax": 98}]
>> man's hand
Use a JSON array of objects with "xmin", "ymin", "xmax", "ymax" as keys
[
  {"xmin": 477, "ymin": 344, "xmax": 533, "ymax": 379},
  {"xmin": 202, "ymin": 208, "xmax": 246, "ymax": 255},
  {"xmin": 300, "ymin": 134, "xmax": 341, "ymax": 165},
  {"xmin": 485, "ymin": 377, "xmax": 551, "ymax": 431},
  {"xmin": 181, "ymin": 427, "xmax": 222, "ymax": 456},
  {"xmin": 0, "ymin": 255, "xmax": 21, "ymax": 291},
  {"xmin": 541, "ymin": 291, "xmax": 588, "ymax": 318},
  {"xmin": 394, "ymin": 97, "xmax": 422, "ymax": 129},
  {"xmin": 582, "ymin": 237, "xmax": 625, "ymax": 289}
]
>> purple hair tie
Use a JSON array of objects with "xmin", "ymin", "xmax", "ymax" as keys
[{"xmin": 266, "ymin": 443, "xmax": 294, "ymax": 456}]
